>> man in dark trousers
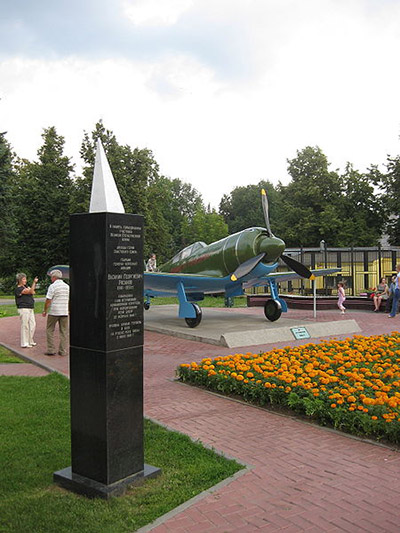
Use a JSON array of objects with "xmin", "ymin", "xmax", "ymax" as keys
[{"xmin": 42, "ymin": 269, "xmax": 70, "ymax": 355}]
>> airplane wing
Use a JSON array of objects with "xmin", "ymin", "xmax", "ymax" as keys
[
  {"xmin": 144, "ymin": 271, "xmax": 233, "ymax": 297},
  {"xmin": 145, "ymin": 266, "xmax": 341, "ymax": 296},
  {"xmin": 243, "ymin": 267, "xmax": 341, "ymax": 288}
]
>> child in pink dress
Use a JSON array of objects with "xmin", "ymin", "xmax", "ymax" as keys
[{"xmin": 337, "ymin": 282, "xmax": 346, "ymax": 314}]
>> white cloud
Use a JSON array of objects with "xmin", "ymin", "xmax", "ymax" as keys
[
  {"xmin": 1, "ymin": 0, "xmax": 400, "ymax": 210},
  {"xmin": 122, "ymin": 0, "xmax": 194, "ymax": 26}
]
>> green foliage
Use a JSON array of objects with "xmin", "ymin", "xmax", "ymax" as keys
[
  {"xmin": 278, "ymin": 146, "xmax": 386, "ymax": 246},
  {"xmin": 219, "ymin": 180, "xmax": 282, "ymax": 234},
  {"xmin": 0, "ymin": 373, "xmax": 243, "ymax": 533},
  {"xmin": 0, "ymin": 275, "xmax": 18, "ymax": 295},
  {"xmin": 73, "ymin": 121, "xmax": 208, "ymax": 263},
  {"xmin": 337, "ymin": 164, "xmax": 385, "ymax": 246},
  {"xmin": 379, "ymin": 155, "xmax": 400, "ymax": 245},
  {"xmin": 0, "ymin": 133, "xmax": 18, "ymax": 276},
  {"xmin": 9, "ymin": 127, "xmax": 74, "ymax": 279},
  {"xmin": 181, "ymin": 207, "xmax": 228, "ymax": 246},
  {"xmin": 1, "ymin": 122, "xmax": 398, "ymax": 276},
  {"xmin": 153, "ymin": 177, "xmax": 204, "ymax": 257}
]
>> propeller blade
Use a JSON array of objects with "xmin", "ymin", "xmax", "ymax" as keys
[
  {"xmin": 261, "ymin": 188, "xmax": 274, "ymax": 237},
  {"xmin": 230, "ymin": 253, "xmax": 266, "ymax": 281},
  {"xmin": 281, "ymin": 254, "xmax": 316, "ymax": 281}
]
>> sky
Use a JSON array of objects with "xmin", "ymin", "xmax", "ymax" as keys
[{"xmin": 1, "ymin": 0, "xmax": 400, "ymax": 209}]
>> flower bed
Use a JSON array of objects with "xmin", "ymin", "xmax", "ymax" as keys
[{"xmin": 177, "ymin": 333, "xmax": 400, "ymax": 444}]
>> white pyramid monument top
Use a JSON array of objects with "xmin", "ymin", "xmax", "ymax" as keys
[{"xmin": 89, "ymin": 139, "xmax": 125, "ymax": 213}]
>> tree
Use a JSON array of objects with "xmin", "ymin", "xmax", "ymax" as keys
[
  {"xmin": 181, "ymin": 206, "xmax": 228, "ymax": 246},
  {"xmin": 336, "ymin": 164, "xmax": 385, "ymax": 246},
  {"xmin": 73, "ymin": 121, "xmax": 209, "ymax": 262},
  {"xmin": 219, "ymin": 181, "xmax": 282, "ymax": 234},
  {"xmin": 279, "ymin": 148, "xmax": 385, "ymax": 247},
  {"xmin": 279, "ymin": 146, "xmax": 343, "ymax": 246},
  {"xmin": 0, "ymin": 131, "xmax": 18, "ymax": 278},
  {"xmin": 148, "ymin": 176, "xmax": 204, "ymax": 259},
  {"xmin": 379, "ymin": 155, "xmax": 400, "ymax": 245},
  {"xmin": 75, "ymin": 121, "xmax": 167, "ymax": 259},
  {"xmin": 11, "ymin": 127, "xmax": 74, "ymax": 277}
]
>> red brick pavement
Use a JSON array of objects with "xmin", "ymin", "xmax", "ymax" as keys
[{"xmin": 2, "ymin": 308, "xmax": 400, "ymax": 532}]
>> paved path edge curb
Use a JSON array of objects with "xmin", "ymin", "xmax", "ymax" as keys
[
  {"xmin": 174, "ymin": 377, "xmax": 400, "ymax": 453},
  {"xmin": 0, "ymin": 342, "xmax": 60, "ymax": 375},
  {"xmin": 138, "ymin": 416, "xmax": 252, "ymax": 533}
]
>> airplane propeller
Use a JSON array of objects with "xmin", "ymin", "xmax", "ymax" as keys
[
  {"xmin": 261, "ymin": 188, "xmax": 316, "ymax": 281},
  {"xmin": 280, "ymin": 253, "xmax": 315, "ymax": 280},
  {"xmin": 230, "ymin": 189, "xmax": 316, "ymax": 282},
  {"xmin": 261, "ymin": 188, "xmax": 274, "ymax": 238},
  {"xmin": 230, "ymin": 253, "xmax": 266, "ymax": 281}
]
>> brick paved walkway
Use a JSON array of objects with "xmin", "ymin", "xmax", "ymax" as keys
[{"xmin": 2, "ymin": 308, "xmax": 400, "ymax": 531}]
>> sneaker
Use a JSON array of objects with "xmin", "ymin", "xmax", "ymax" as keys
[
  {"xmin": 29, "ymin": 342, "xmax": 37, "ymax": 347},
  {"xmin": 21, "ymin": 344, "xmax": 29, "ymax": 348}
]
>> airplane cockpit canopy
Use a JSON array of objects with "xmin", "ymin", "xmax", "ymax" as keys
[{"xmin": 172, "ymin": 241, "xmax": 207, "ymax": 263}]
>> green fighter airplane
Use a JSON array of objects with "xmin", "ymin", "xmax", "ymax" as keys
[{"xmin": 144, "ymin": 190, "xmax": 340, "ymax": 327}]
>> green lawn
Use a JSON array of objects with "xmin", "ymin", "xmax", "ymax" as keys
[
  {"xmin": 0, "ymin": 346, "xmax": 22, "ymax": 363},
  {"xmin": 149, "ymin": 295, "xmax": 247, "ymax": 307},
  {"xmin": 0, "ymin": 301, "xmax": 45, "ymax": 318},
  {"xmin": 0, "ymin": 295, "xmax": 246, "ymax": 318},
  {"xmin": 0, "ymin": 373, "xmax": 243, "ymax": 533}
]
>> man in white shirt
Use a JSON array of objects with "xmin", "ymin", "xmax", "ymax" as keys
[{"xmin": 42, "ymin": 269, "xmax": 70, "ymax": 355}]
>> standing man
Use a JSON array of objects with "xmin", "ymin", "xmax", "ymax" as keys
[
  {"xmin": 42, "ymin": 269, "xmax": 70, "ymax": 355},
  {"xmin": 389, "ymin": 264, "xmax": 400, "ymax": 318}
]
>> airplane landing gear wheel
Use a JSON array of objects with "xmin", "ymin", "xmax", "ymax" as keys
[
  {"xmin": 185, "ymin": 303, "xmax": 202, "ymax": 328},
  {"xmin": 264, "ymin": 299, "xmax": 282, "ymax": 322}
]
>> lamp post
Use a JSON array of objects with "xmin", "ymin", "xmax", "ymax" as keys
[{"xmin": 320, "ymin": 240, "xmax": 328, "ymax": 295}]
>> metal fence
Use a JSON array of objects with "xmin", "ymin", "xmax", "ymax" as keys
[{"xmin": 275, "ymin": 246, "xmax": 400, "ymax": 297}]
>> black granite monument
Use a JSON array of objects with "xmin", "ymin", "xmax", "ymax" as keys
[{"xmin": 53, "ymin": 141, "xmax": 160, "ymax": 498}]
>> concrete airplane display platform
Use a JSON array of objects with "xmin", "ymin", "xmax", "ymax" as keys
[{"xmin": 144, "ymin": 305, "xmax": 361, "ymax": 348}]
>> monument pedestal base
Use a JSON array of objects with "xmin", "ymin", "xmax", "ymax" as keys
[{"xmin": 54, "ymin": 464, "xmax": 161, "ymax": 499}]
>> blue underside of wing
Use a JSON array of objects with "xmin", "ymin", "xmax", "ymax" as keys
[{"xmin": 143, "ymin": 262, "xmax": 278, "ymax": 298}]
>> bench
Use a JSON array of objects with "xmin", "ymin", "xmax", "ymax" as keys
[{"xmin": 247, "ymin": 294, "xmax": 394, "ymax": 312}]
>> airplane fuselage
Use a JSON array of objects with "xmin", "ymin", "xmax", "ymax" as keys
[{"xmin": 159, "ymin": 227, "xmax": 285, "ymax": 277}]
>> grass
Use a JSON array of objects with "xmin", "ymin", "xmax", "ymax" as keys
[
  {"xmin": 0, "ymin": 294, "xmax": 45, "ymax": 299},
  {"xmin": 0, "ymin": 301, "xmax": 45, "ymax": 318},
  {"xmin": 0, "ymin": 296, "xmax": 244, "ymax": 318},
  {"xmin": 0, "ymin": 345, "xmax": 22, "ymax": 363},
  {"xmin": 0, "ymin": 373, "xmax": 243, "ymax": 533},
  {"xmin": 149, "ymin": 295, "xmax": 247, "ymax": 307}
]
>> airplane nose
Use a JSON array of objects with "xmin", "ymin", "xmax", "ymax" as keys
[{"xmin": 256, "ymin": 235, "xmax": 286, "ymax": 262}]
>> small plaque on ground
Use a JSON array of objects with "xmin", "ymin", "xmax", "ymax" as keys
[{"xmin": 291, "ymin": 327, "xmax": 310, "ymax": 340}]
